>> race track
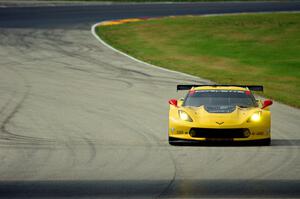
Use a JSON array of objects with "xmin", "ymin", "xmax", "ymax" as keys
[{"xmin": 0, "ymin": 1, "xmax": 300, "ymax": 198}]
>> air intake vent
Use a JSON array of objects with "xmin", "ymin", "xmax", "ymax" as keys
[{"xmin": 189, "ymin": 128, "xmax": 250, "ymax": 138}]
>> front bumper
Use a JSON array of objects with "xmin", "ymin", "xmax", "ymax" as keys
[{"xmin": 169, "ymin": 118, "xmax": 271, "ymax": 142}]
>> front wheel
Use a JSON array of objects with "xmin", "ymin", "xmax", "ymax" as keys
[
  {"xmin": 168, "ymin": 136, "xmax": 177, "ymax": 146},
  {"xmin": 251, "ymin": 138, "xmax": 271, "ymax": 146},
  {"xmin": 259, "ymin": 138, "xmax": 271, "ymax": 146},
  {"xmin": 168, "ymin": 136, "xmax": 184, "ymax": 146}
]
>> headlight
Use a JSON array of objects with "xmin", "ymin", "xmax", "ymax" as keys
[
  {"xmin": 178, "ymin": 110, "xmax": 193, "ymax": 122},
  {"xmin": 250, "ymin": 111, "xmax": 261, "ymax": 122}
]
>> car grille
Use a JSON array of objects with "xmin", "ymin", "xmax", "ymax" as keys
[{"xmin": 189, "ymin": 128, "xmax": 250, "ymax": 138}]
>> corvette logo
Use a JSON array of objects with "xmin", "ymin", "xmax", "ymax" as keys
[{"xmin": 216, "ymin": 121, "xmax": 224, "ymax": 125}]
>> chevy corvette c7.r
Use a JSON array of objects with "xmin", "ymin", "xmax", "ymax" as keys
[{"xmin": 168, "ymin": 85, "xmax": 273, "ymax": 146}]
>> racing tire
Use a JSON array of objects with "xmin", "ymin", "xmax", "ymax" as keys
[{"xmin": 256, "ymin": 138, "xmax": 271, "ymax": 146}]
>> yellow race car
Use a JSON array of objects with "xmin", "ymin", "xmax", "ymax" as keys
[{"xmin": 168, "ymin": 85, "xmax": 273, "ymax": 146}]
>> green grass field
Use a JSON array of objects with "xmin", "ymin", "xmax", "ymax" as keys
[
  {"xmin": 97, "ymin": 13, "xmax": 300, "ymax": 107},
  {"xmin": 47, "ymin": 0, "xmax": 278, "ymax": 1}
]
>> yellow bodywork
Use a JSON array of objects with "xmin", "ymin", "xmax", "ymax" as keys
[{"xmin": 168, "ymin": 86, "xmax": 271, "ymax": 144}]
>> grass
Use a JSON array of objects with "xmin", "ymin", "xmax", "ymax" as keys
[
  {"xmin": 45, "ymin": 0, "xmax": 280, "ymax": 2},
  {"xmin": 97, "ymin": 13, "xmax": 300, "ymax": 107}
]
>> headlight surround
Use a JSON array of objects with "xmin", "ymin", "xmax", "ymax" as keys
[
  {"xmin": 249, "ymin": 111, "xmax": 262, "ymax": 122},
  {"xmin": 178, "ymin": 110, "xmax": 193, "ymax": 122}
]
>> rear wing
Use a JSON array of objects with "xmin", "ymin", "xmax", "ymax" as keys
[{"xmin": 177, "ymin": 85, "xmax": 263, "ymax": 91}]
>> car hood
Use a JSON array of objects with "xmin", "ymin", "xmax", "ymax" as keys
[{"xmin": 182, "ymin": 106, "xmax": 259, "ymax": 126}]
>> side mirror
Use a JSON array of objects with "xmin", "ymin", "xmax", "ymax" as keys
[
  {"xmin": 168, "ymin": 99, "xmax": 178, "ymax": 107},
  {"xmin": 262, "ymin": 99, "xmax": 273, "ymax": 109}
]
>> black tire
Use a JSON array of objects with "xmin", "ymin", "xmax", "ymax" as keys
[
  {"xmin": 168, "ymin": 136, "xmax": 179, "ymax": 146},
  {"xmin": 259, "ymin": 138, "xmax": 271, "ymax": 146},
  {"xmin": 168, "ymin": 136, "xmax": 197, "ymax": 146},
  {"xmin": 250, "ymin": 138, "xmax": 271, "ymax": 146}
]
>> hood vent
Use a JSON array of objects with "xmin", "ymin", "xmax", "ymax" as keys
[{"xmin": 204, "ymin": 105, "xmax": 236, "ymax": 113}]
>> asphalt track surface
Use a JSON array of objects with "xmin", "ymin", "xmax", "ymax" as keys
[{"xmin": 0, "ymin": 1, "xmax": 300, "ymax": 198}]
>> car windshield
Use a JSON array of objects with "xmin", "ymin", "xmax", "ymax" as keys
[{"xmin": 183, "ymin": 90, "xmax": 257, "ymax": 108}]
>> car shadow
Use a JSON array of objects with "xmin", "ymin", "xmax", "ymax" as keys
[
  {"xmin": 0, "ymin": 179, "xmax": 299, "ymax": 198},
  {"xmin": 270, "ymin": 139, "xmax": 300, "ymax": 147},
  {"xmin": 169, "ymin": 139, "xmax": 300, "ymax": 147}
]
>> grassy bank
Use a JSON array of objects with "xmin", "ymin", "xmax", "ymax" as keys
[
  {"xmin": 46, "ymin": 0, "xmax": 280, "ymax": 2},
  {"xmin": 97, "ymin": 13, "xmax": 300, "ymax": 107}
]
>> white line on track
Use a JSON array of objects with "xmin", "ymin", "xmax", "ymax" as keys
[{"xmin": 91, "ymin": 21, "xmax": 207, "ymax": 80}]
